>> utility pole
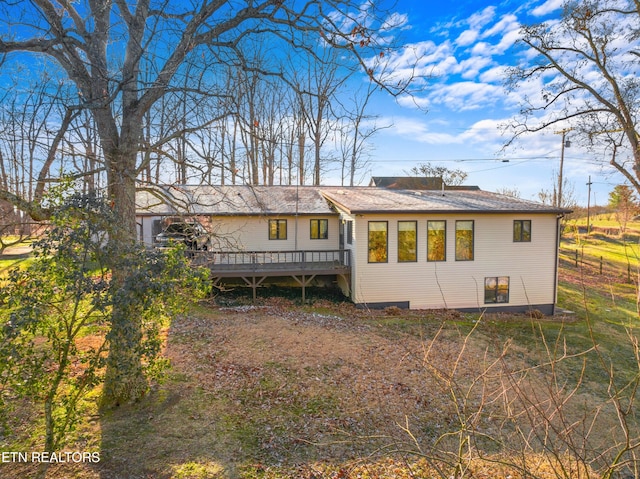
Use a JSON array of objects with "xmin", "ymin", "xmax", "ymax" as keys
[{"xmin": 555, "ymin": 129, "xmax": 572, "ymax": 208}]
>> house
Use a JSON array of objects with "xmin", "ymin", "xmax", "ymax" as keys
[
  {"xmin": 136, "ymin": 185, "xmax": 346, "ymax": 301},
  {"xmin": 136, "ymin": 184, "xmax": 568, "ymax": 314}
]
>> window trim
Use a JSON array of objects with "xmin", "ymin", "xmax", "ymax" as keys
[
  {"xmin": 310, "ymin": 218, "xmax": 329, "ymax": 240},
  {"xmin": 268, "ymin": 219, "xmax": 287, "ymax": 240},
  {"xmin": 484, "ymin": 276, "xmax": 510, "ymax": 304},
  {"xmin": 513, "ymin": 220, "xmax": 532, "ymax": 242},
  {"xmin": 368, "ymin": 221, "xmax": 388, "ymax": 263},
  {"xmin": 397, "ymin": 220, "xmax": 418, "ymax": 262},
  {"xmin": 427, "ymin": 220, "xmax": 447, "ymax": 262},
  {"xmin": 455, "ymin": 220, "xmax": 474, "ymax": 261}
]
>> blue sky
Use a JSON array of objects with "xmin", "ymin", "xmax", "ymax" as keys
[{"xmin": 358, "ymin": 0, "xmax": 622, "ymax": 206}]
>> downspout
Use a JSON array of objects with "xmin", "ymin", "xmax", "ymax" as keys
[
  {"xmin": 294, "ymin": 182, "xmax": 299, "ymax": 251},
  {"xmin": 552, "ymin": 213, "xmax": 565, "ymax": 315}
]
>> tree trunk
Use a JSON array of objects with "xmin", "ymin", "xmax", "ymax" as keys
[{"xmin": 101, "ymin": 153, "xmax": 147, "ymax": 407}]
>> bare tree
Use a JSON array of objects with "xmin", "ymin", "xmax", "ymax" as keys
[
  {"xmin": 408, "ymin": 162, "xmax": 469, "ymax": 187},
  {"xmin": 294, "ymin": 48, "xmax": 350, "ymax": 185},
  {"xmin": 507, "ymin": 0, "xmax": 640, "ymax": 194},
  {"xmin": 0, "ymin": 0, "xmax": 412, "ymax": 406},
  {"xmin": 538, "ymin": 173, "xmax": 578, "ymax": 209},
  {"xmin": 0, "ymin": 75, "xmax": 80, "ymax": 228},
  {"xmin": 338, "ymin": 79, "xmax": 386, "ymax": 186}
]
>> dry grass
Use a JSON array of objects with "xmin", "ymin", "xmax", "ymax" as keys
[{"xmin": 0, "ymin": 295, "xmax": 627, "ymax": 479}]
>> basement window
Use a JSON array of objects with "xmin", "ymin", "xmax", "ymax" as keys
[{"xmin": 485, "ymin": 276, "xmax": 510, "ymax": 304}]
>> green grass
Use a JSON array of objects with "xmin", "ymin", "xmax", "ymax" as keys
[
  {"xmin": 567, "ymin": 213, "xmax": 640, "ymax": 230},
  {"xmin": 0, "ymin": 239, "xmax": 35, "ymax": 285},
  {"xmin": 0, "ymin": 255, "xmax": 33, "ymax": 276}
]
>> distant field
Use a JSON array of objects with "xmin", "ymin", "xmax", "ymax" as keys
[{"xmin": 566, "ymin": 212, "xmax": 640, "ymax": 237}]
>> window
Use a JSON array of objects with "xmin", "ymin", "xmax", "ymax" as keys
[
  {"xmin": 368, "ymin": 221, "xmax": 388, "ymax": 263},
  {"xmin": 268, "ymin": 219, "xmax": 287, "ymax": 240},
  {"xmin": 398, "ymin": 221, "xmax": 417, "ymax": 262},
  {"xmin": 485, "ymin": 276, "xmax": 510, "ymax": 303},
  {"xmin": 513, "ymin": 220, "xmax": 532, "ymax": 242},
  {"xmin": 346, "ymin": 220, "xmax": 353, "ymax": 245},
  {"xmin": 310, "ymin": 219, "xmax": 328, "ymax": 239},
  {"xmin": 455, "ymin": 220, "xmax": 474, "ymax": 261},
  {"xmin": 427, "ymin": 220, "xmax": 446, "ymax": 262}
]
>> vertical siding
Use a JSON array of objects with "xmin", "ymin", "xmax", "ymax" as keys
[{"xmin": 351, "ymin": 213, "xmax": 559, "ymax": 310}]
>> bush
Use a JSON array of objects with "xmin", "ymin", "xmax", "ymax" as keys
[{"xmin": 0, "ymin": 192, "xmax": 209, "ymax": 472}]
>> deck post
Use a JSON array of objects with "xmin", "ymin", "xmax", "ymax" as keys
[
  {"xmin": 292, "ymin": 274, "xmax": 316, "ymax": 303},
  {"xmin": 241, "ymin": 276, "xmax": 267, "ymax": 302}
]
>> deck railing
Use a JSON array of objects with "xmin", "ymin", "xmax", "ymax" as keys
[{"xmin": 191, "ymin": 249, "xmax": 351, "ymax": 272}]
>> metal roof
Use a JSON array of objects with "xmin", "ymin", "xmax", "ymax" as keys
[
  {"xmin": 136, "ymin": 185, "xmax": 335, "ymax": 216},
  {"xmin": 320, "ymin": 187, "xmax": 570, "ymax": 214},
  {"xmin": 136, "ymin": 185, "xmax": 569, "ymax": 217}
]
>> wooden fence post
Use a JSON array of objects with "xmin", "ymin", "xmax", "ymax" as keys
[{"xmin": 600, "ymin": 256, "xmax": 603, "ymax": 275}]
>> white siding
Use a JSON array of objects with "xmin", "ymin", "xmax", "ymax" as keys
[
  {"xmin": 351, "ymin": 213, "xmax": 559, "ymax": 310},
  {"xmin": 337, "ymin": 212, "xmax": 358, "ymax": 298},
  {"xmin": 138, "ymin": 217, "xmax": 155, "ymax": 245},
  {"xmin": 176, "ymin": 215, "xmax": 340, "ymax": 251}
]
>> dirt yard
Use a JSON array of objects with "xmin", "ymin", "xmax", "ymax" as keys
[{"xmin": 2, "ymin": 295, "xmax": 603, "ymax": 479}]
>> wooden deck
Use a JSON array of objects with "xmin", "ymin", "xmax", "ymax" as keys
[{"xmin": 191, "ymin": 249, "xmax": 351, "ymax": 300}]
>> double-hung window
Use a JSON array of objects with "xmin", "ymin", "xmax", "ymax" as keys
[
  {"xmin": 269, "ymin": 219, "xmax": 287, "ymax": 240},
  {"xmin": 310, "ymin": 219, "xmax": 328, "ymax": 239},
  {"xmin": 513, "ymin": 220, "xmax": 531, "ymax": 242}
]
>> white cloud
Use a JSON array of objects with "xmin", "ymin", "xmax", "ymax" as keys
[
  {"xmin": 470, "ymin": 42, "xmax": 493, "ymax": 56},
  {"xmin": 381, "ymin": 12, "xmax": 410, "ymax": 32},
  {"xmin": 468, "ymin": 6, "xmax": 497, "ymax": 30},
  {"xmin": 387, "ymin": 117, "xmax": 461, "ymax": 144},
  {"xmin": 396, "ymin": 94, "xmax": 431, "ymax": 110},
  {"xmin": 482, "ymin": 14, "xmax": 519, "ymax": 38},
  {"xmin": 479, "ymin": 66, "xmax": 509, "ymax": 83},
  {"xmin": 455, "ymin": 29, "xmax": 478, "ymax": 47},
  {"xmin": 429, "ymin": 81, "xmax": 504, "ymax": 111},
  {"xmin": 370, "ymin": 40, "xmax": 458, "ymax": 85},
  {"xmin": 531, "ymin": 0, "xmax": 564, "ymax": 17},
  {"xmin": 458, "ymin": 56, "xmax": 493, "ymax": 79}
]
